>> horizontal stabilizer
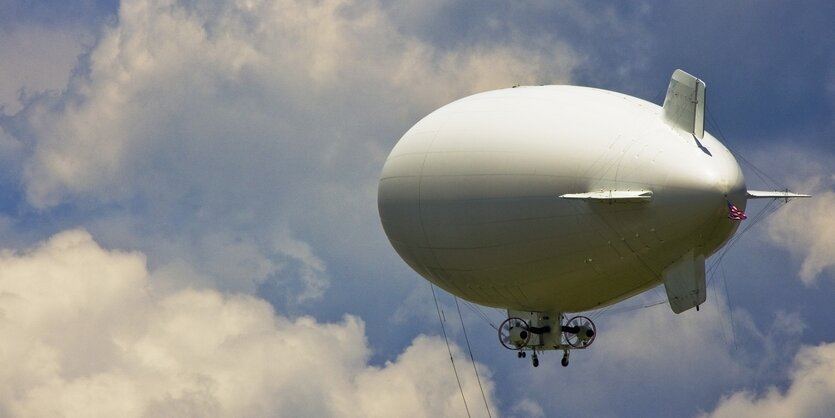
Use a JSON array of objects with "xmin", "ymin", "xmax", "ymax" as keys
[
  {"xmin": 662, "ymin": 69, "xmax": 706, "ymax": 139},
  {"xmin": 559, "ymin": 190, "xmax": 652, "ymax": 203},
  {"xmin": 747, "ymin": 190, "xmax": 812, "ymax": 200},
  {"xmin": 663, "ymin": 250, "xmax": 706, "ymax": 314}
]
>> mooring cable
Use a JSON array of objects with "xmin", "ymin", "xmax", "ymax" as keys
[
  {"xmin": 430, "ymin": 284, "xmax": 471, "ymax": 418},
  {"xmin": 455, "ymin": 296, "xmax": 493, "ymax": 418}
]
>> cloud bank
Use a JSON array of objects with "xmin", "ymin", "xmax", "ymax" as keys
[
  {"xmin": 4, "ymin": 0, "xmax": 578, "ymax": 305},
  {"xmin": 20, "ymin": 0, "xmax": 576, "ymax": 209},
  {"xmin": 0, "ymin": 1, "xmax": 576, "ymax": 415},
  {"xmin": 767, "ymin": 179, "xmax": 835, "ymax": 284},
  {"xmin": 769, "ymin": 188, "xmax": 835, "ymax": 283},
  {"xmin": 750, "ymin": 147, "xmax": 835, "ymax": 284},
  {"xmin": 701, "ymin": 342, "xmax": 835, "ymax": 418},
  {"xmin": 0, "ymin": 229, "xmax": 496, "ymax": 417}
]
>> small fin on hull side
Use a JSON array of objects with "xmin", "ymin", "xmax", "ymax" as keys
[
  {"xmin": 663, "ymin": 249, "xmax": 706, "ymax": 314},
  {"xmin": 559, "ymin": 190, "xmax": 652, "ymax": 203},
  {"xmin": 662, "ymin": 69, "xmax": 706, "ymax": 140}
]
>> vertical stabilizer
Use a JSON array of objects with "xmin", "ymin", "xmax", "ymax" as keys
[
  {"xmin": 662, "ymin": 69, "xmax": 706, "ymax": 139},
  {"xmin": 663, "ymin": 249, "xmax": 706, "ymax": 314}
]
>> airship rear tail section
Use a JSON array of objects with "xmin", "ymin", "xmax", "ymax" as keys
[{"xmin": 662, "ymin": 69, "xmax": 706, "ymax": 139}]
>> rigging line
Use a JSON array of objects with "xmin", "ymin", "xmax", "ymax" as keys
[
  {"xmin": 430, "ymin": 284, "xmax": 471, "ymax": 418},
  {"xmin": 706, "ymin": 230, "xmax": 745, "ymax": 280},
  {"xmin": 706, "ymin": 199, "xmax": 776, "ymax": 274},
  {"xmin": 741, "ymin": 153, "xmax": 782, "ymax": 190},
  {"xmin": 708, "ymin": 217, "xmax": 754, "ymax": 270},
  {"xmin": 576, "ymin": 199, "xmax": 663, "ymax": 281},
  {"xmin": 725, "ymin": 204, "xmax": 775, "ymax": 253},
  {"xmin": 727, "ymin": 199, "xmax": 779, "ymax": 258},
  {"xmin": 591, "ymin": 297, "xmax": 667, "ymax": 317},
  {"xmin": 710, "ymin": 270, "xmax": 730, "ymax": 347},
  {"xmin": 706, "ymin": 108, "xmax": 783, "ymax": 189},
  {"xmin": 741, "ymin": 199, "xmax": 782, "ymax": 234},
  {"xmin": 721, "ymin": 265, "xmax": 738, "ymax": 351},
  {"xmin": 584, "ymin": 212, "xmax": 678, "ymax": 321},
  {"xmin": 461, "ymin": 300, "xmax": 500, "ymax": 331},
  {"xmin": 588, "ymin": 305, "xmax": 611, "ymax": 321},
  {"xmin": 455, "ymin": 297, "xmax": 493, "ymax": 418},
  {"xmin": 589, "ymin": 294, "xmax": 644, "ymax": 320},
  {"xmin": 705, "ymin": 108, "xmax": 772, "ymax": 186},
  {"xmin": 642, "ymin": 299, "xmax": 668, "ymax": 308},
  {"xmin": 706, "ymin": 198, "xmax": 784, "ymax": 288},
  {"xmin": 706, "ymin": 225, "xmax": 746, "ymax": 276}
]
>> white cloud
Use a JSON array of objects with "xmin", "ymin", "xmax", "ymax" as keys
[
  {"xmin": 699, "ymin": 342, "xmax": 835, "ymax": 418},
  {"xmin": 0, "ymin": 229, "xmax": 497, "ymax": 417},
  {"xmin": 755, "ymin": 147, "xmax": 835, "ymax": 284},
  {"xmin": 509, "ymin": 398, "xmax": 546, "ymax": 418},
  {"xmin": 272, "ymin": 231, "xmax": 329, "ymax": 302},
  {"xmin": 20, "ymin": 0, "xmax": 577, "ymax": 209},
  {"xmin": 767, "ymin": 188, "xmax": 835, "ymax": 284},
  {"xmin": 499, "ymin": 290, "xmax": 813, "ymax": 417},
  {"xmin": 3, "ymin": 0, "xmax": 578, "ymax": 303}
]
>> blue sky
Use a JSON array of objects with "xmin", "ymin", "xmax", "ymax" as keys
[{"xmin": 0, "ymin": 0, "xmax": 833, "ymax": 416}]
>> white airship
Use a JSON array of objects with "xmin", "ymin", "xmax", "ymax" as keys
[{"xmin": 378, "ymin": 70, "xmax": 809, "ymax": 367}]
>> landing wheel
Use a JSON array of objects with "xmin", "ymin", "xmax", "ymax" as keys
[
  {"xmin": 564, "ymin": 315, "xmax": 596, "ymax": 348},
  {"xmin": 498, "ymin": 317, "xmax": 530, "ymax": 350},
  {"xmin": 517, "ymin": 351, "xmax": 527, "ymax": 358},
  {"xmin": 561, "ymin": 351, "xmax": 570, "ymax": 367},
  {"xmin": 532, "ymin": 353, "xmax": 539, "ymax": 367}
]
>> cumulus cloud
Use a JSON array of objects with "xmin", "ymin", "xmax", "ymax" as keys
[
  {"xmin": 19, "ymin": 0, "xmax": 577, "ymax": 209},
  {"xmin": 767, "ymin": 185, "xmax": 835, "ymax": 284},
  {"xmin": 508, "ymin": 398, "xmax": 546, "ymax": 418},
  {"xmin": 0, "ymin": 0, "xmax": 579, "ymax": 305},
  {"xmin": 756, "ymin": 147, "xmax": 835, "ymax": 284},
  {"xmin": 699, "ymin": 342, "xmax": 835, "ymax": 418},
  {"xmin": 0, "ymin": 3, "xmax": 579, "ymax": 413},
  {"xmin": 0, "ymin": 229, "xmax": 496, "ymax": 417},
  {"xmin": 499, "ymin": 290, "xmax": 812, "ymax": 418}
]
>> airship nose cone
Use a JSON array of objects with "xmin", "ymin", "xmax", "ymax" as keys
[
  {"xmin": 684, "ymin": 133, "xmax": 747, "ymax": 253},
  {"xmin": 706, "ymin": 135, "xmax": 747, "ymax": 202},
  {"xmin": 660, "ymin": 136, "xmax": 745, "ymax": 200}
]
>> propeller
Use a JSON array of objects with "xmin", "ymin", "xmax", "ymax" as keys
[
  {"xmin": 498, "ymin": 317, "xmax": 530, "ymax": 350},
  {"xmin": 564, "ymin": 315, "xmax": 596, "ymax": 348}
]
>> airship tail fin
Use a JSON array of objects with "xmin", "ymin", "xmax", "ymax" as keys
[
  {"xmin": 663, "ymin": 249, "xmax": 706, "ymax": 314},
  {"xmin": 662, "ymin": 69, "xmax": 706, "ymax": 139}
]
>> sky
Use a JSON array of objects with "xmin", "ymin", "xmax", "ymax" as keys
[{"xmin": 0, "ymin": 0, "xmax": 833, "ymax": 416}]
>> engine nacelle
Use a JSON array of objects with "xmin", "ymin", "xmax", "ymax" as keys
[{"xmin": 508, "ymin": 326, "xmax": 529, "ymax": 348}]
